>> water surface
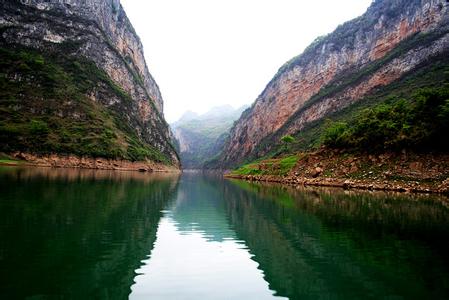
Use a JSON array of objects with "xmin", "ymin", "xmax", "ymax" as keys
[{"xmin": 1, "ymin": 167, "xmax": 449, "ymax": 299}]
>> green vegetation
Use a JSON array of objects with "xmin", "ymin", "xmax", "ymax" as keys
[
  {"xmin": 280, "ymin": 135, "xmax": 295, "ymax": 153},
  {"xmin": 231, "ymin": 155, "xmax": 298, "ymax": 176},
  {"xmin": 0, "ymin": 159, "xmax": 22, "ymax": 165},
  {"xmin": 0, "ymin": 46, "xmax": 171, "ymax": 163},
  {"xmin": 250, "ymin": 27, "xmax": 449, "ymax": 163},
  {"xmin": 258, "ymin": 54, "xmax": 449, "ymax": 159},
  {"xmin": 279, "ymin": 155, "xmax": 299, "ymax": 174},
  {"xmin": 0, "ymin": 153, "xmax": 22, "ymax": 165},
  {"xmin": 230, "ymin": 47, "xmax": 449, "ymax": 173},
  {"xmin": 323, "ymin": 86, "xmax": 449, "ymax": 151},
  {"xmin": 281, "ymin": 135, "xmax": 295, "ymax": 144},
  {"xmin": 0, "ymin": 166, "xmax": 177, "ymax": 299}
]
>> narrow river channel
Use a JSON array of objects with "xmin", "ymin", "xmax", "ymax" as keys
[{"xmin": 1, "ymin": 167, "xmax": 449, "ymax": 299}]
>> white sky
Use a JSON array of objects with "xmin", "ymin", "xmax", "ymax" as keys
[{"xmin": 120, "ymin": 0, "xmax": 373, "ymax": 123}]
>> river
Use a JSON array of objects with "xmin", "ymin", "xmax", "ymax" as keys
[{"xmin": 1, "ymin": 167, "xmax": 449, "ymax": 299}]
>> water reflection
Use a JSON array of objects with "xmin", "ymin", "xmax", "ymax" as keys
[
  {"xmin": 130, "ymin": 174, "xmax": 283, "ymax": 299},
  {"xmin": 1, "ymin": 169, "xmax": 449, "ymax": 299},
  {"xmin": 0, "ymin": 166, "xmax": 179, "ymax": 299},
  {"xmin": 169, "ymin": 174, "xmax": 235, "ymax": 241},
  {"xmin": 225, "ymin": 180, "xmax": 449, "ymax": 299}
]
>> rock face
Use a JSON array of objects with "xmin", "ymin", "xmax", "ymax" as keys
[
  {"xmin": 0, "ymin": 0, "xmax": 179, "ymax": 166},
  {"xmin": 4, "ymin": 0, "xmax": 164, "ymax": 112},
  {"xmin": 220, "ymin": 0, "xmax": 449, "ymax": 168},
  {"xmin": 9, "ymin": 151, "xmax": 179, "ymax": 172}
]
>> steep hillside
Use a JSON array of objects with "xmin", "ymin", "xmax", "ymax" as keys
[
  {"xmin": 172, "ymin": 105, "xmax": 247, "ymax": 169},
  {"xmin": 0, "ymin": 0, "xmax": 179, "ymax": 169},
  {"xmin": 219, "ymin": 0, "xmax": 449, "ymax": 168}
]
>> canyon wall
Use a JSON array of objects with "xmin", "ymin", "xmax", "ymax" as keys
[
  {"xmin": 220, "ymin": 0, "xmax": 449, "ymax": 167},
  {"xmin": 12, "ymin": 0, "xmax": 164, "ymax": 112},
  {"xmin": 0, "ymin": 0, "xmax": 179, "ymax": 166}
]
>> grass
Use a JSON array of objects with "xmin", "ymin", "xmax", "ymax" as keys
[
  {"xmin": 0, "ymin": 152, "xmax": 24, "ymax": 165},
  {"xmin": 231, "ymin": 155, "xmax": 299, "ymax": 176},
  {"xmin": 279, "ymin": 155, "xmax": 299, "ymax": 175},
  {"xmin": 0, "ymin": 159, "xmax": 23, "ymax": 165}
]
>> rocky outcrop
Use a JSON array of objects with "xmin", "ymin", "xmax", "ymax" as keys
[
  {"xmin": 226, "ymin": 150, "xmax": 449, "ymax": 195},
  {"xmin": 220, "ymin": 0, "xmax": 449, "ymax": 167},
  {"xmin": 7, "ymin": 152, "xmax": 180, "ymax": 172},
  {"xmin": 3, "ymin": 0, "xmax": 164, "ymax": 112},
  {"xmin": 0, "ymin": 0, "xmax": 179, "ymax": 166}
]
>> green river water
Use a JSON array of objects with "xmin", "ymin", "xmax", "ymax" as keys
[{"xmin": 1, "ymin": 167, "xmax": 449, "ymax": 299}]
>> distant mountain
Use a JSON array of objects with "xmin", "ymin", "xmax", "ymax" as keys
[
  {"xmin": 176, "ymin": 111, "xmax": 199, "ymax": 124},
  {"xmin": 171, "ymin": 105, "xmax": 248, "ymax": 169},
  {"xmin": 200, "ymin": 105, "xmax": 235, "ymax": 119}
]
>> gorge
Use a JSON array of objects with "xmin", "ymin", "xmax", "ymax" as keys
[
  {"xmin": 171, "ymin": 105, "xmax": 247, "ymax": 169},
  {"xmin": 2, "ymin": 1, "xmax": 449, "ymax": 299}
]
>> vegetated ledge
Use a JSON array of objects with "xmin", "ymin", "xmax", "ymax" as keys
[
  {"xmin": 1, "ymin": 152, "xmax": 180, "ymax": 173},
  {"xmin": 225, "ymin": 149, "xmax": 449, "ymax": 195}
]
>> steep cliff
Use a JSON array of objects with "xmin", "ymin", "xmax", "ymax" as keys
[
  {"xmin": 0, "ymin": 0, "xmax": 179, "ymax": 167},
  {"xmin": 220, "ymin": 0, "xmax": 449, "ymax": 168},
  {"xmin": 172, "ymin": 105, "xmax": 247, "ymax": 169}
]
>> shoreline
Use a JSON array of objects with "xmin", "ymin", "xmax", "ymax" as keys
[
  {"xmin": 225, "ymin": 150, "xmax": 449, "ymax": 195},
  {"xmin": 1, "ymin": 152, "xmax": 181, "ymax": 173},
  {"xmin": 224, "ymin": 174, "xmax": 449, "ymax": 195}
]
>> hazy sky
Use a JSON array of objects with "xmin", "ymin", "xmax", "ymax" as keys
[{"xmin": 120, "ymin": 0, "xmax": 372, "ymax": 123}]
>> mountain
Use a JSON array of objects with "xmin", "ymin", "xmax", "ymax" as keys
[
  {"xmin": 200, "ymin": 104, "xmax": 235, "ymax": 119},
  {"xmin": 172, "ymin": 105, "xmax": 248, "ymax": 169},
  {"xmin": 0, "ymin": 0, "xmax": 179, "ymax": 169},
  {"xmin": 218, "ymin": 0, "xmax": 449, "ymax": 168},
  {"xmin": 176, "ymin": 111, "xmax": 199, "ymax": 124}
]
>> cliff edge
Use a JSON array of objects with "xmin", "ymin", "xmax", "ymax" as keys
[
  {"xmin": 220, "ymin": 0, "xmax": 449, "ymax": 168},
  {"xmin": 0, "ymin": 0, "xmax": 179, "ymax": 168}
]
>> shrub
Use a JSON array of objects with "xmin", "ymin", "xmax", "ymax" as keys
[
  {"xmin": 0, "ymin": 46, "xmax": 172, "ymax": 164},
  {"xmin": 280, "ymin": 135, "xmax": 295, "ymax": 153},
  {"xmin": 322, "ymin": 121, "xmax": 350, "ymax": 148},
  {"xmin": 281, "ymin": 135, "xmax": 295, "ymax": 144},
  {"xmin": 322, "ymin": 85, "xmax": 449, "ymax": 151},
  {"xmin": 29, "ymin": 119, "xmax": 49, "ymax": 135}
]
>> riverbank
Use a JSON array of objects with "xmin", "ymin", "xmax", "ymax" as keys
[
  {"xmin": 225, "ymin": 149, "xmax": 449, "ymax": 194},
  {"xmin": 0, "ymin": 152, "xmax": 180, "ymax": 173}
]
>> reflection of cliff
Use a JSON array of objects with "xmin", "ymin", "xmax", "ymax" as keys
[
  {"xmin": 169, "ymin": 174, "xmax": 235, "ymax": 242},
  {"xmin": 0, "ymin": 166, "xmax": 180, "ymax": 183},
  {"xmin": 0, "ymin": 167, "xmax": 179, "ymax": 299},
  {"xmin": 224, "ymin": 180, "xmax": 449, "ymax": 299}
]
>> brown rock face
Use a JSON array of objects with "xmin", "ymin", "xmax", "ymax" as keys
[
  {"xmin": 1, "ymin": 0, "xmax": 179, "ymax": 166},
  {"xmin": 221, "ymin": 0, "xmax": 449, "ymax": 167},
  {"xmin": 8, "ymin": 0, "xmax": 164, "ymax": 113},
  {"xmin": 11, "ymin": 152, "xmax": 180, "ymax": 172}
]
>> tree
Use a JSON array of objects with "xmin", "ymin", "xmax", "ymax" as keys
[{"xmin": 280, "ymin": 135, "xmax": 295, "ymax": 153}]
